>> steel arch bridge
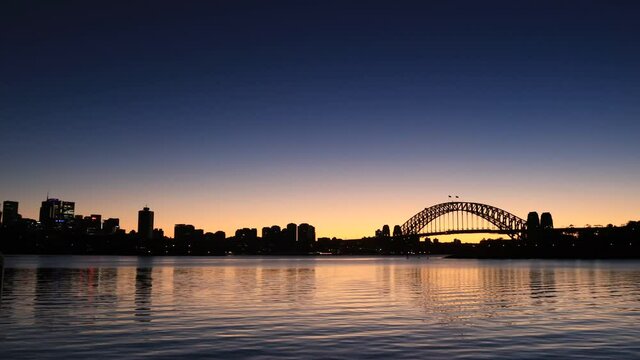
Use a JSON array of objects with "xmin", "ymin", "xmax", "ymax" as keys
[{"xmin": 400, "ymin": 202, "xmax": 527, "ymax": 239}]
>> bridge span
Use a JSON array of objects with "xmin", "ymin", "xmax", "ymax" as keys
[{"xmin": 399, "ymin": 201, "xmax": 527, "ymax": 239}]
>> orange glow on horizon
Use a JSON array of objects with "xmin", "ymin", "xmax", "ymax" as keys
[{"xmin": 6, "ymin": 164, "xmax": 639, "ymax": 241}]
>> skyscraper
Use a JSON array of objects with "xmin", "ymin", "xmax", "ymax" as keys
[
  {"xmin": 138, "ymin": 207, "xmax": 154, "ymax": 240},
  {"xmin": 2, "ymin": 201, "xmax": 19, "ymax": 225},
  {"xmin": 39, "ymin": 198, "xmax": 74, "ymax": 227}
]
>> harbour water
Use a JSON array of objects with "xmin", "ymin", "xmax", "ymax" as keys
[{"xmin": 1, "ymin": 256, "xmax": 640, "ymax": 359}]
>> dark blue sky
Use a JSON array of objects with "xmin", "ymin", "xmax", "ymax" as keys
[{"xmin": 2, "ymin": 1, "xmax": 639, "ymax": 236}]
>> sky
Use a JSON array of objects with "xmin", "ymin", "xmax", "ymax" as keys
[{"xmin": 1, "ymin": 0, "xmax": 639, "ymax": 239}]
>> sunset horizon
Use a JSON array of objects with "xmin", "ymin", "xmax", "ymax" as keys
[{"xmin": 2, "ymin": 1, "xmax": 640, "ymax": 358}]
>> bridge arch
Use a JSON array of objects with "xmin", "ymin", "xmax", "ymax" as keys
[{"xmin": 400, "ymin": 202, "xmax": 527, "ymax": 239}]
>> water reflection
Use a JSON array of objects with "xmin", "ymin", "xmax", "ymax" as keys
[
  {"xmin": 135, "ymin": 267, "xmax": 152, "ymax": 322},
  {"xmin": 2, "ymin": 257, "xmax": 640, "ymax": 359},
  {"xmin": 529, "ymin": 266, "xmax": 557, "ymax": 303}
]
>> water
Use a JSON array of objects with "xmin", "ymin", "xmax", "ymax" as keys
[{"xmin": 1, "ymin": 256, "xmax": 640, "ymax": 359}]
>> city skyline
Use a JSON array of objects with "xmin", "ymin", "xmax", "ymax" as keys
[
  {"xmin": 3, "ymin": 2, "xmax": 640, "ymax": 359},
  {"xmin": 1, "ymin": 194, "xmax": 636, "ymax": 241},
  {"xmin": 2, "ymin": 1, "xmax": 639, "ymax": 240}
]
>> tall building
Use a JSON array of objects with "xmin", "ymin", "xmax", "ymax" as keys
[
  {"xmin": 393, "ymin": 225, "xmax": 403, "ymax": 237},
  {"xmin": 286, "ymin": 223, "xmax": 297, "ymax": 243},
  {"xmin": 382, "ymin": 225, "xmax": 390, "ymax": 237},
  {"xmin": 298, "ymin": 223, "xmax": 316, "ymax": 253},
  {"xmin": 39, "ymin": 198, "xmax": 74, "ymax": 227},
  {"xmin": 61, "ymin": 201, "xmax": 75, "ymax": 220},
  {"xmin": 2, "ymin": 201, "xmax": 19, "ymax": 225},
  {"xmin": 298, "ymin": 223, "xmax": 316, "ymax": 244},
  {"xmin": 138, "ymin": 207, "xmax": 154, "ymax": 240}
]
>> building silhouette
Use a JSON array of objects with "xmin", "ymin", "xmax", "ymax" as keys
[
  {"xmin": 527, "ymin": 212, "xmax": 540, "ymax": 230},
  {"xmin": 541, "ymin": 212, "xmax": 554, "ymax": 230},
  {"xmin": 393, "ymin": 225, "xmax": 402, "ymax": 237},
  {"xmin": 286, "ymin": 223, "xmax": 297, "ymax": 243},
  {"xmin": 103, "ymin": 218, "xmax": 120, "ymax": 234},
  {"xmin": 152, "ymin": 228, "xmax": 165, "ymax": 239},
  {"xmin": 138, "ymin": 207, "xmax": 154, "ymax": 240},
  {"xmin": 39, "ymin": 198, "xmax": 75, "ymax": 227},
  {"xmin": 174, "ymin": 224, "xmax": 203, "ymax": 241},
  {"xmin": 382, "ymin": 225, "xmax": 390, "ymax": 237},
  {"xmin": 261, "ymin": 226, "xmax": 271, "ymax": 239},
  {"xmin": 235, "ymin": 228, "xmax": 257, "ymax": 240},
  {"xmin": 298, "ymin": 223, "xmax": 316, "ymax": 252},
  {"xmin": 298, "ymin": 223, "xmax": 316, "ymax": 242},
  {"xmin": 2, "ymin": 201, "xmax": 19, "ymax": 225},
  {"xmin": 86, "ymin": 214, "xmax": 102, "ymax": 233}
]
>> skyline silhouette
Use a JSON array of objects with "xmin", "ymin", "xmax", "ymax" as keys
[
  {"xmin": 2, "ymin": 196, "xmax": 639, "ymax": 258},
  {"xmin": 2, "ymin": 196, "xmax": 632, "ymax": 241}
]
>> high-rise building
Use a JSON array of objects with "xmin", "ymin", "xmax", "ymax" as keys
[
  {"xmin": 286, "ymin": 223, "xmax": 297, "ymax": 243},
  {"xmin": 2, "ymin": 201, "xmax": 19, "ymax": 225},
  {"xmin": 262, "ymin": 225, "xmax": 282, "ymax": 239},
  {"xmin": 297, "ymin": 223, "xmax": 316, "ymax": 253},
  {"xmin": 61, "ymin": 201, "xmax": 75, "ymax": 220},
  {"xmin": 382, "ymin": 225, "xmax": 390, "ymax": 237},
  {"xmin": 138, "ymin": 207, "xmax": 154, "ymax": 240},
  {"xmin": 298, "ymin": 223, "xmax": 316, "ymax": 243},
  {"xmin": 39, "ymin": 198, "xmax": 74, "ymax": 227},
  {"xmin": 393, "ymin": 225, "xmax": 403, "ymax": 237}
]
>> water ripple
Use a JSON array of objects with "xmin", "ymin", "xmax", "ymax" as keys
[{"xmin": 1, "ymin": 256, "xmax": 640, "ymax": 359}]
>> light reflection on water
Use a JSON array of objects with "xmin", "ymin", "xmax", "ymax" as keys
[{"xmin": 1, "ymin": 256, "xmax": 640, "ymax": 359}]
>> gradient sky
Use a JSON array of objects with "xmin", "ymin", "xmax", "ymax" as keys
[{"xmin": 1, "ymin": 1, "xmax": 639, "ymax": 239}]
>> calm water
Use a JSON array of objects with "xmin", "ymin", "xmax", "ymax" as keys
[{"xmin": 1, "ymin": 256, "xmax": 640, "ymax": 359}]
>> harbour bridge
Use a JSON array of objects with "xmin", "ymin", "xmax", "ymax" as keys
[{"xmin": 397, "ymin": 201, "xmax": 529, "ymax": 240}]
